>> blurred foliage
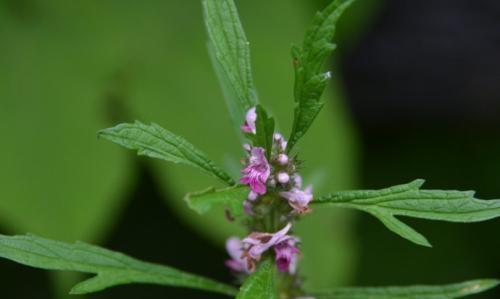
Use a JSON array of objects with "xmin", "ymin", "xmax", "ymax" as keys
[
  {"xmin": 0, "ymin": 0, "xmax": 133, "ymax": 245},
  {"xmin": 0, "ymin": 0, "xmax": 384, "ymax": 295}
]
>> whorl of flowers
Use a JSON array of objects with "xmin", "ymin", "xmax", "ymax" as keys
[{"xmin": 226, "ymin": 107, "xmax": 314, "ymax": 281}]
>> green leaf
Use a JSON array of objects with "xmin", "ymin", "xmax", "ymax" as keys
[
  {"xmin": 310, "ymin": 279, "xmax": 500, "ymax": 299},
  {"xmin": 315, "ymin": 179, "xmax": 500, "ymax": 246},
  {"xmin": 203, "ymin": 0, "xmax": 258, "ymax": 130},
  {"xmin": 253, "ymin": 105, "xmax": 275, "ymax": 158},
  {"xmin": 0, "ymin": 234, "xmax": 237, "ymax": 296},
  {"xmin": 99, "ymin": 121, "xmax": 234, "ymax": 186},
  {"xmin": 287, "ymin": 0, "xmax": 354, "ymax": 152},
  {"xmin": 184, "ymin": 185, "xmax": 249, "ymax": 217},
  {"xmin": 237, "ymin": 260, "xmax": 277, "ymax": 299}
]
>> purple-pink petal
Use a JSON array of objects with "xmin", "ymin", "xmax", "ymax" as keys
[
  {"xmin": 274, "ymin": 239, "xmax": 300, "ymax": 273},
  {"xmin": 225, "ymin": 259, "xmax": 246, "ymax": 272},
  {"xmin": 225, "ymin": 237, "xmax": 248, "ymax": 273},
  {"xmin": 273, "ymin": 133, "xmax": 287, "ymax": 151},
  {"xmin": 242, "ymin": 223, "xmax": 292, "ymax": 259},
  {"xmin": 241, "ymin": 107, "xmax": 257, "ymax": 134},
  {"xmin": 280, "ymin": 185, "xmax": 313, "ymax": 213},
  {"xmin": 240, "ymin": 147, "xmax": 270, "ymax": 195}
]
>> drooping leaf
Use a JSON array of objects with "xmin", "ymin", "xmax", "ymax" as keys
[
  {"xmin": 287, "ymin": 0, "xmax": 354, "ymax": 152},
  {"xmin": 203, "ymin": 0, "xmax": 258, "ymax": 131},
  {"xmin": 315, "ymin": 179, "xmax": 500, "ymax": 246},
  {"xmin": 184, "ymin": 185, "xmax": 249, "ymax": 217},
  {"xmin": 0, "ymin": 234, "xmax": 237, "ymax": 296},
  {"xmin": 236, "ymin": 259, "xmax": 277, "ymax": 299},
  {"xmin": 253, "ymin": 105, "xmax": 275, "ymax": 158},
  {"xmin": 98, "ymin": 121, "xmax": 234, "ymax": 185},
  {"xmin": 310, "ymin": 279, "xmax": 500, "ymax": 299}
]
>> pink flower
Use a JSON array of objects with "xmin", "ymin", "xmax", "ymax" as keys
[
  {"xmin": 280, "ymin": 185, "xmax": 313, "ymax": 214},
  {"xmin": 224, "ymin": 237, "xmax": 248, "ymax": 273},
  {"xmin": 273, "ymin": 133, "xmax": 287, "ymax": 151},
  {"xmin": 274, "ymin": 238, "xmax": 300, "ymax": 273},
  {"xmin": 240, "ymin": 147, "xmax": 271, "ymax": 194},
  {"xmin": 241, "ymin": 223, "xmax": 296, "ymax": 272},
  {"xmin": 292, "ymin": 174, "xmax": 303, "ymax": 188},
  {"xmin": 241, "ymin": 107, "xmax": 257, "ymax": 134}
]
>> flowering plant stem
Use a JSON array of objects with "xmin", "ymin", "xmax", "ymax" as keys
[{"xmin": 0, "ymin": 0, "xmax": 498, "ymax": 298}]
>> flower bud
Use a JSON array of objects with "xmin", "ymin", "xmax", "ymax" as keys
[
  {"xmin": 277, "ymin": 172, "xmax": 290, "ymax": 184},
  {"xmin": 269, "ymin": 178, "xmax": 277, "ymax": 187},
  {"xmin": 277, "ymin": 154, "xmax": 289, "ymax": 165},
  {"xmin": 247, "ymin": 190, "xmax": 258, "ymax": 201}
]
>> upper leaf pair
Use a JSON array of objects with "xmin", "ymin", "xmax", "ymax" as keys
[
  {"xmin": 206, "ymin": 0, "xmax": 349, "ymax": 151},
  {"xmin": 110, "ymin": 0, "xmax": 349, "ymax": 191}
]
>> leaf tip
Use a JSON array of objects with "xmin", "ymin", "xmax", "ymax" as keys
[
  {"xmin": 410, "ymin": 230, "xmax": 432, "ymax": 248},
  {"xmin": 68, "ymin": 288, "xmax": 84, "ymax": 295},
  {"xmin": 96, "ymin": 129, "xmax": 106, "ymax": 139},
  {"xmin": 420, "ymin": 239, "xmax": 433, "ymax": 248},
  {"xmin": 405, "ymin": 226, "xmax": 432, "ymax": 247},
  {"xmin": 483, "ymin": 279, "xmax": 500, "ymax": 287},
  {"xmin": 463, "ymin": 279, "xmax": 500, "ymax": 295},
  {"xmin": 411, "ymin": 179, "xmax": 426, "ymax": 189},
  {"xmin": 69, "ymin": 281, "xmax": 88, "ymax": 295}
]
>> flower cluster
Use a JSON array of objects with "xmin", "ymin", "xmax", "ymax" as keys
[
  {"xmin": 225, "ymin": 223, "xmax": 299, "ymax": 273},
  {"xmin": 226, "ymin": 107, "xmax": 314, "ymax": 276},
  {"xmin": 240, "ymin": 108, "xmax": 313, "ymax": 216}
]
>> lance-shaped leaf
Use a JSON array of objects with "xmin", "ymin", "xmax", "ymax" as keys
[
  {"xmin": 315, "ymin": 179, "xmax": 500, "ymax": 246},
  {"xmin": 99, "ymin": 121, "xmax": 234, "ymax": 185},
  {"xmin": 310, "ymin": 279, "xmax": 500, "ymax": 299},
  {"xmin": 204, "ymin": 0, "xmax": 258, "ymax": 130},
  {"xmin": 287, "ymin": 0, "xmax": 354, "ymax": 152},
  {"xmin": 184, "ymin": 185, "xmax": 249, "ymax": 217},
  {"xmin": 0, "ymin": 234, "xmax": 237, "ymax": 296},
  {"xmin": 237, "ymin": 259, "xmax": 277, "ymax": 299}
]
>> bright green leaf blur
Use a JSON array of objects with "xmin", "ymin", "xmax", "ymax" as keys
[
  {"xmin": 0, "ymin": 1, "xmax": 131, "ymax": 245},
  {"xmin": 0, "ymin": 0, "xmax": 383, "ymax": 291}
]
